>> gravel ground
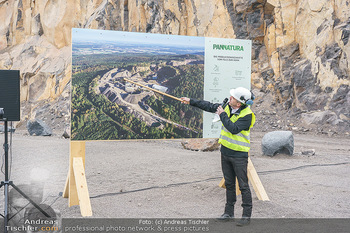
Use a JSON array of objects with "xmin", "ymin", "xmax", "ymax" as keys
[{"xmin": 0, "ymin": 130, "xmax": 349, "ymax": 222}]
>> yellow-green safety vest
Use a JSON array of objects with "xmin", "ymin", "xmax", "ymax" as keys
[{"xmin": 218, "ymin": 105, "xmax": 255, "ymax": 152}]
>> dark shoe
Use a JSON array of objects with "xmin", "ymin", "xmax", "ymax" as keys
[
  {"xmin": 236, "ymin": 217, "xmax": 250, "ymax": 226},
  {"xmin": 217, "ymin": 213, "xmax": 234, "ymax": 221}
]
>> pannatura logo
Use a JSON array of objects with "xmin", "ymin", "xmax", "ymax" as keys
[{"xmin": 213, "ymin": 44, "xmax": 244, "ymax": 51}]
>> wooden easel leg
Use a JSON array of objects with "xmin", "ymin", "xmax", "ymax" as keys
[
  {"xmin": 73, "ymin": 157, "xmax": 92, "ymax": 216},
  {"xmin": 247, "ymin": 157, "xmax": 269, "ymax": 201},
  {"xmin": 218, "ymin": 177, "xmax": 241, "ymax": 195},
  {"xmin": 219, "ymin": 177, "xmax": 225, "ymax": 188},
  {"xmin": 218, "ymin": 157, "xmax": 269, "ymax": 201},
  {"xmin": 68, "ymin": 141, "xmax": 85, "ymax": 207},
  {"xmin": 63, "ymin": 173, "xmax": 69, "ymax": 198},
  {"xmin": 63, "ymin": 141, "xmax": 93, "ymax": 216}
]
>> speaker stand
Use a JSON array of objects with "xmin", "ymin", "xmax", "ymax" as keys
[{"xmin": 0, "ymin": 118, "xmax": 51, "ymax": 233}]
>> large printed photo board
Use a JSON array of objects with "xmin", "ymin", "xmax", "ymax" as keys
[{"xmin": 71, "ymin": 29, "xmax": 251, "ymax": 140}]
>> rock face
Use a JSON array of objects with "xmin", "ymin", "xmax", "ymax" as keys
[{"xmin": 0, "ymin": 0, "xmax": 349, "ymax": 134}]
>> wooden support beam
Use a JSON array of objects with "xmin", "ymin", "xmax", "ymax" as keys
[
  {"xmin": 218, "ymin": 177, "xmax": 241, "ymax": 195},
  {"xmin": 69, "ymin": 141, "xmax": 85, "ymax": 207},
  {"xmin": 247, "ymin": 157, "xmax": 269, "ymax": 201},
  {"xmin": 63, "ymin": 141, "xmax": 92, "ymax": 216},
  {"xmin": 219, "ymin": 157, "xmax": 269, "ymax": 201},
  {"xmin": 73, "ymin": 157, "xmax": 92, "ymax": 216},
  {"xmin": 63, "ymin": 173, "xmax": 69, "ymax": 198}
]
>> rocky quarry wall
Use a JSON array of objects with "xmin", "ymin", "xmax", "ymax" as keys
[{"xmin": 0, "ymin": 0, "xmax": 349, "ymax": 136}]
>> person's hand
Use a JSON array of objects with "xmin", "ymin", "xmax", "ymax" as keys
[
  {"xmin": 181, "ymin": 97, "xmax": 190, "ymax": 104},
  {"xmin": 216, "ymin": 105, "xmax": 225, "ymax": 115}
]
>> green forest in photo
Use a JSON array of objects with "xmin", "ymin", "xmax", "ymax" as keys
[{"xmin": 71, "ymin": 52, "xmax": 204, "ymax": 140}]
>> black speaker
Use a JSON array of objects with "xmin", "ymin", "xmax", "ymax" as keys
[{"xmin": 0, "ymin": 70, "xmax": 21, "ymax": 121}]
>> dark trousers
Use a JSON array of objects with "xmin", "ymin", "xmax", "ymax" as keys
[{"xmin": 221, "ymin": 154, "xmax": 252, "ymax": 218}]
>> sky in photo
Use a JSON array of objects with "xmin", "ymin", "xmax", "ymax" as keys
[{"xmin": 72, "ymin": 28, "xmax": 205, "ymax": 49}]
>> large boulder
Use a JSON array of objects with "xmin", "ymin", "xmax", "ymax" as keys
[
  {"xmin": 262, "ymin": 131, "xmax": 294, "ymax": 156},
  {"xmin": 181, "ymin": 138, "xmax": 220, "ymax": 152},
  {"xmin": 27, "ymin": 119, "xmax": 52, "ymax": 136}
]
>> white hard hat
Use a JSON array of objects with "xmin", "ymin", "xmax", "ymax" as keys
[{"xmin": 230, "ymin": 87, "xmax": 254, "ymax": 105}]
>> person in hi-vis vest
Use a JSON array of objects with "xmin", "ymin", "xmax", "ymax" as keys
[{"xmin": 181, "ymin": 87, "xmax": 255, "ymax": 227}]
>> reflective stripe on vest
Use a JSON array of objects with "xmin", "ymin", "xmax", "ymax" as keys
[
  {"xmin": 218, "ymin": 105, "xmax": 255, "ymax": 152},
  {"xmin": 219, "ymin": 134, "xmax": 251, "ymax": 148},
  {"xmin": 221, "ymin": 126, "xmax": 250, "ymax": 141}
]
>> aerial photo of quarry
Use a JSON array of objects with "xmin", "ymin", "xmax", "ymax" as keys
[{"xmin": 71, "ymin": 40, "xmax": 205, "ymax": 140}]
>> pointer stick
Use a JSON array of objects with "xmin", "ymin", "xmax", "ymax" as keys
[{"xmin": 124, "ymin": 78, "xmax": 183, "ymax": 102}]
